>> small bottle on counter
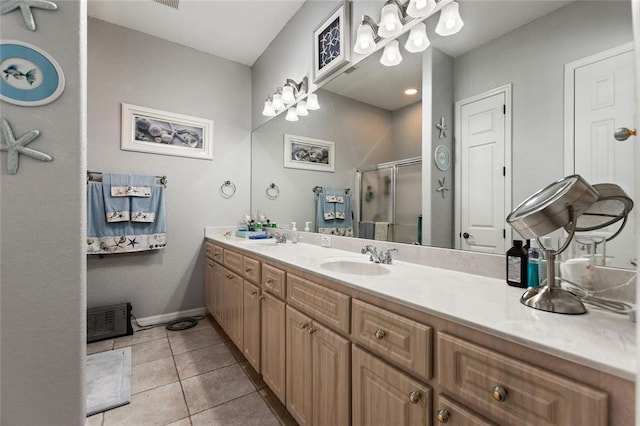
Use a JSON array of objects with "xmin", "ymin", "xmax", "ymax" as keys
[
  {"xmin": 506, "ymin": 240, "xmax": 527, "ymax": 288},
  {"xmin": 291, "ymin": 222, "xmax": 298, "ymax": 244},
  {"xmin": 527, "ymin": 244, "xmax": 541, "ymax": 288},
  {"xmin": 304, "ymin": 221, "xmax": 311, "ymax": 232}
]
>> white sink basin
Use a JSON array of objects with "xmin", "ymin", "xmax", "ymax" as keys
[
  {"xmin": 236, "ymin": 238, "xmax": 277, "ymax": 246},
  {"xmin": 317, "ymin": 258, "xmax": 391, "ymax": 276}
]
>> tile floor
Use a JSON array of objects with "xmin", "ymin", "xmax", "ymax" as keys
[{"xmin": 86, "ymin": 316, "xmax": 297, "ymax": 426}]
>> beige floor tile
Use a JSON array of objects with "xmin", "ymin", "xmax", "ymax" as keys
[
  {"xmin": 130, "ymin": 338, "xmax": 172, "ymax": 366},
  {"xmin": 114, "ymin": 326, "xmax": 167, "ymax": 349},
  {"xmin": 222, "ymin": 340, "xmax": 245, "ymax": 362},
  {"xmin": 132, "ymin": 356, "xmax": 179, "ymax": 394},
  {"xmin": 166, "ymin": 418, "xmax": 191, "ymax": 426},
  {"xmin": 87, "ymin": 339, "xmax": 114, "ymax": 355},
  {"xmin": 169, "ymin": 328, "xmax": 226, "ymax": 355},
  {"xmin": 85, "ymin": 412, "xmax": 103, "ymax": 426},
  {"xmin": 181, "ymin": 364, "xmax": 255, "ymax": 415},
  {"xmin": 190, "ymin": 392, "xmax": 280, "ymax": 426},
  {"xmin": 103, "ymin": 382, "xmax": 188, "ymax": 426},
  {"xmin": 174, "ymin": 343, "xmax": 236, "ymax": 380}
]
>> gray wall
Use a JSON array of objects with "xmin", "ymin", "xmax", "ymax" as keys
[
  {"xmin": 453, "ymin": 0, "xmax": 633, "ymax": 206},
  {"xmin": 391, "ymin": 102, "xmax": 422, "ymax": 160},
  {"xmin": 252, "ymin": 89, "xmax": 393, "ymax": 229},
  {"xmin": 87, "ymin": 19, "xmax": 251, "ymax": 318},
  {"xmin": 1, "ymin": 2, "xmax": 86, "ymax": 424}
]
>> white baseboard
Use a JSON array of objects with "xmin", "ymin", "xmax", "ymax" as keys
[{"xmin": 135, "ymin": 307, "xmax": 207, "ymax": 327}]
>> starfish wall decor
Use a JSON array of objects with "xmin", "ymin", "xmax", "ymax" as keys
[
  {"xmin": 0, "ymin": 118, "xmax": 52, "ymax": 174},
  {"xmin": 436, "ymin": 117, "xmax": 448, "ymax": 139},
  {"xmin": 1, "ymin": 0, "xmax": 57, "ymax": 31}
]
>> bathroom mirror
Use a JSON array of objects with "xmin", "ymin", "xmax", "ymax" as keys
[{"xmin": 251, "ymin": 0, "xmax": 636, "ymax": 269}]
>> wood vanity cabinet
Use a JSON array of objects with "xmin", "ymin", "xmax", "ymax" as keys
[
  {"xmin": 352, "ymin": 345, "xmax": 431, "ymax": 426},
  {"xmin": 221, "ymin": 268, "xmax": 243, "ymax": 349},
  {"xmin": 437, "ymin": 332, "xmax": 608, "ymax": 426},
  {"xmin": 286, "ymin": 305, "xmax": 350, "ymax": 426},
  {"xmin": 261, "ymin": 291, "xmax": 287, "ymax": 405},
  {"xmin": 243, "ymin": 281, "xmax": 261, "ymax": 373}
]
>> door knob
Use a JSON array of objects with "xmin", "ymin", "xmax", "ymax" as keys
[
  {"xmin": 614, "ymin": 127, "xmax": 637, "ymax": 141},
  {"xmin": 463, "ymin": 232, "xmax": 470, "ymax": 239}
]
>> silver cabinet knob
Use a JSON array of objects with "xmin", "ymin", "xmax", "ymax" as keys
[
  {"xmin": 491, "ymin": 385, "xmax": 507, "ymax": 402},
  {"xmin": 299, "ymin": 321, "xmax": 309, "ymax": 329},
  {"xmin": 436, "ymin": 409, "xmax": 449, "ymax": 423},
  {"xmin": 408, "ymin": 391, "xmax": 421, "ymax": 403},
  {"xmin": 308, "ymin": 326, "xmax": 317, "ymax": 335},
  {"xmin": 374, "ymin": 329, "xmax": 386, "ymax": 340}
]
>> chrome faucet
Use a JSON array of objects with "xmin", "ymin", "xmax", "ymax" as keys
[
  {"xmin": 272, "ymin": 232, "xmax": 287, "ymax": 244},
  {"xmin": 361, "ymin": 245, "xmax": 397, "ymax": 264}
]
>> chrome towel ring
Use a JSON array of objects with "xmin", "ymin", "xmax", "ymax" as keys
[
  {"xmin": 266, "ymin": 183, "xmax": 280, "ymax": 199},
  {"xmin": 220, "ymin": 180, "xmax": 236, "ymax": 198}
]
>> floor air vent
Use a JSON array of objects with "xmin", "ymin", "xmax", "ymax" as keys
[{"xmin": 87, "ymin": 303, "xmax": 133, "ymax": 343}]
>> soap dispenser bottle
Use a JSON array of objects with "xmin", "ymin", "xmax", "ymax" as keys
[
  {"xmin": 304, "ymin": 221, "xmax": 311, "ymax": 232},
  {"xmin": 291, "ymin": 222, "xmax": 298, "ymax": 244},
  {"xmin": 506, "ymin": 240, "xmax": 527, "ymax": 288}
]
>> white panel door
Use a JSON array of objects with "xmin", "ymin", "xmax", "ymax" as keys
[
  {"xmin": 460, "ymin": 92, "xmax": 506, "ymax": 253},
  {"xmin": 574, "ymin": 48, "xmax": 636, "ymax": 268}
]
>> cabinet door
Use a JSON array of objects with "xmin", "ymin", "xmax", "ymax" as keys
[
  {"xmin": 286, "ymin": 306, "xmax": 313, "ymax": 426},
  {"xmin": 353, "ymin": 346, "xmax": 431, "ymax": 426},
  {"xmin": 223, "ymin": 268, "xmax": 243, "ymax": 349},
  {"xmin": 212, "ymin": 262, "xmax": 224, "ymax": 324},
  {"xmin": 243, "ymin": 281, "xmax": 261, "ymax": 373},
  {"xmin": 204, "ymin": 258, "xmax": 215, "ymax": 316},
  {"xmin": 261, "ymin": 293, "xmax": 286, "ymax": 404},
  {"xmin": 312, "ymin": 322, "xmax": 350, "ymax": 426}
]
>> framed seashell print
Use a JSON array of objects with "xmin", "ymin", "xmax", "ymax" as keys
[
  {"xmin": 312, "ymin": 1, "xmax": 351, "ymax": 84},
  {"xmin": 284, "ymin": 133, "xmax": 335, "ymax": 172},
  {"xmin": 121, "ymin": 103, "xmax": 213, "ymax": 160}
]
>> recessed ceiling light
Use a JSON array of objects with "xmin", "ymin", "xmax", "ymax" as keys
[{"xmin": 404, "ymin": 88, "xmax": 418, "ymax": 95}]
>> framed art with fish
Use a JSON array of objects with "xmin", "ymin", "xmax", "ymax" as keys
[
  {"xmin": 284, "ymin": 134, "xmax": 335, "ymax": 172},
  {"xmin": 0, "ymin": 40, "xmax": 65, "ymax": 107},
  {"xmin": 121, "ymin": 103, "xmax": 213, "ymax": 160}
]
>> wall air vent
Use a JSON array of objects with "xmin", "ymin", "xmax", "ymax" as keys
[
  {"xmin": 153, "ymin": 0, "xmax": 180, "ymax": 10},
  {"xmin": 87, "ymin": 303, "xmax": 133, "ymax": 343}
]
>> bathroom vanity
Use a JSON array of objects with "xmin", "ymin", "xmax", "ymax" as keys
[{"xmin": 204, "ymin": 230, "xmax": 635, "ymax": 425}]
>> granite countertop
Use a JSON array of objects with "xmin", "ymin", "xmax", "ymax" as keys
[{"xmin": 205, "ymin": 228, "xmax": 636, "ymax": 381}]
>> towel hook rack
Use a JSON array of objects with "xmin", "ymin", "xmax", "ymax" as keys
[
  {"xmin": 220, "ymin": 180, "xmax": 237, "ymax": 198},
  {"xmin": 266, "ymin": 183, "xmax": 280, "ymax": 200},
  {"xmin": 86, "ymin": 171, "xmax": 168, "ymax": 188}
]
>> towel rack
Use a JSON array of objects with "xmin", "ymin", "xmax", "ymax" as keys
[
  {"xmin": 313, "ymin": 186, "xmax": 350, "ymax": 195},
  {"xmin": 87, "ymin": 171, "xmax": 168, "ymax": 188},
  {"xmin": 220, "ymin": 180, "xmax": 236, "ymax": 198}
]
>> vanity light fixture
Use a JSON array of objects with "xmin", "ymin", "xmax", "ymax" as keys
[
  {"xmin": 306, "ymin": 93, "xmax": 320, "ymax": 110},
  {"xmin": 380, "ymin": 40, "xmax": 403, "ymax": 66},
  {"xmin": 354, "ymin": 15, "xmax": 380, "ymax": 55},
  {"xmin": 272, "ymin": 92, "xmax": 285, "ymax": 112},
  {"xmin": 282, "ymin": 85, "xmax": 296, "ymax": 105},
  {"xmin": 296, "ymin": 100, "xmax": 309, "ymax": 116},
  {"xmin": 285, "ymin": 107, "xmax": 299, "ymax": 122},
  {"xmin": 406, "ymin": 0, "xmax": 437, "ymax": 18},
  {"xmin": 377, "ymin": 0, "xmax": 405, "ymax": 38},
  {"xmin": 262, "ymin": 96, "xmax": 276, "ymax": 117},
  {"xmin": 404, "ymin": 22, "xmax": 430, "ymax": 52},
  {"xmin": 435, "ymin": 1, "xmax": 464, "ymax": 36},
  {"xmin": 404, "ymin": 88, "xmax": 418, "ymax": 95}
]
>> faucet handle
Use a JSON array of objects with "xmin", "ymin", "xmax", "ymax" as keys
[{"xmin": 381, "ymin": 247, "xmax": 397, "ymax": 263}]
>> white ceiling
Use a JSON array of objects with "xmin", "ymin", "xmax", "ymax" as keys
[{"xmin": 87, "ymin": 0, "xmax": 306, "ymax": 66}]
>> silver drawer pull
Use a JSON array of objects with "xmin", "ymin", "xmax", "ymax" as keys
[
  {"xmin": 251, "ymin": 291, "xmax": 258, "ymax": 296},
  {"xmin": 436, "ymin": 409, "xmax": 449, "ymax": 423},
  {"xmin": 245, "ymin": 267, "xmax": 252, "ymax": 273},
  {"xmin": 308, "ymin": 326, "xmax": 317, "ymax": 335},
  {"xmin": 266, "ymin": 277, "xmax": 274, "ymax": 284},
  {"xmin": 299, "ymin": 321, "xmax": 309, "ymax": 329},
  {"xmin": 408, "ymin": 391, "xmax": 421, "ymax": 403},
  {"xmin": 491, "ymin": 385, "xmax": 507, "ymax": 402},
  {"xmin": 374, "ymin": 329, "xmax": 386, "ymax": 340}
]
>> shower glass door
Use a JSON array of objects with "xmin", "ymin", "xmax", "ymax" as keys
[{"xmin": 395, "ymin": 162, "xmax": 422, "ymax": 244}]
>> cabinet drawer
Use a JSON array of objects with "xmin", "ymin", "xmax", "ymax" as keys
[
  {"xmin": 287, "ymin": 274, "xmax": 350, "ymax": 335},
  {"xmin": 262, "ymin": 264, "xmax": 286, "ymax": 298},
  {"xmin": 435, "ymin": 394, "xmax": 497, "ymax": 426},
  {"xmin": 352, "ymin": 346, "xmax": 431, "ymax": 426},
  {"xmin": 437, "ymin": 333, "xmax": 607, "ymax": 426},
  {"xmin": 224, "ymin": 249, "xmax": 244, "ymax": 275},
  {"xmin": 206, "ymin": 242, "xmax": 223, "ymax": 263},
  {"xmin": 352, "ymin": 299, "xmax": 432, "ymax": 380},
  {"xmin": 243, "ymin": 257, "xmax": 261, "ymax": 284}
]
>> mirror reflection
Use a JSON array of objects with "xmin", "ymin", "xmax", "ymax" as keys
[{"xmin": 251, "ymin": 0, "xmax": 636, "ymax": 269}]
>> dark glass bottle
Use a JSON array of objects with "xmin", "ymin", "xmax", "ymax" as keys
[{"xmin": 506, "ymin": 240, "xmax": 528, "ymax": 288}]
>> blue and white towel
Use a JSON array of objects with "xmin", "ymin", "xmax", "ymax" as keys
[
  {"xmin": 87, "ymin": 179, "xmax": 166, "ymax": 255},
  {"xmin": 102, "ymin": 174, "xmax": 130, "ymax": 222},
  {"xmin": 130, "ymin": 175, "xmax": 157, "ymax": 222},
  {"xmin": 316, "ymin": 187, "xmax": 353, "ymax": 236}
]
